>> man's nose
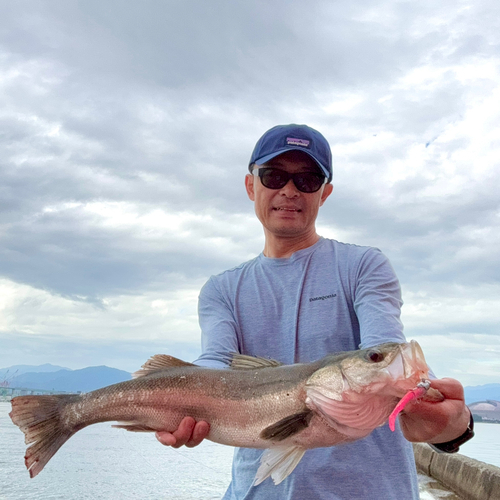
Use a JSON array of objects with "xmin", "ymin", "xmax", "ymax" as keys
[{"xmin": 279, "ymin": 178, "xmax": 300, "ymax": 197}]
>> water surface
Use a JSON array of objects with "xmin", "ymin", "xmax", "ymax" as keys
[{"xmin": 1, "ymin": 402, "xmax": 498, "ymax": 499}]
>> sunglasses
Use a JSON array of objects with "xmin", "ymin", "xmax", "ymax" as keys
[{"xmin": 253, "ymin": 167, "xmax": 327, "ymax": 193}]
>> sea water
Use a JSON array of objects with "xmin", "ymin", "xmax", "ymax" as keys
[
  {"xmin": 1, "ymin": 403, "xmax": 498, "ymax": 499},
  {"xmin": 459, "ymin": 422, "xmax": 500, "ymax": 467},
  {"xmin": 0, "ymin": 403, "xmax": 232, "ymax": 500}
]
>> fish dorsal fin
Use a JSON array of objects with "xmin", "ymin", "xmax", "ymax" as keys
[
  {"xmin": 132, "ymin": 354, "xmax": 196, "ymax": 378},
  {"xmin": 230, "ymin": 353, "xmax": 283, "ymax": 370}
]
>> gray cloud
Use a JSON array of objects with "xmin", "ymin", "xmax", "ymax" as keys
[{"xmin": 1, "ymin": 0, "xmax": 499, "ymax": 384}]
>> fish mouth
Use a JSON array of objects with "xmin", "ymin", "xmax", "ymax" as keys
[{"xmin": 386, "ymin": 340, "xmax": 428, "ymax": 384}]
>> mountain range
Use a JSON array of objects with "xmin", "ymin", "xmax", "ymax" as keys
[
  {"xmin": 1, "ymin": 364, "xmax": 130, "ymax": 393},
  {"xmin": 0, "ymin": 363, "xmax": 69, "ymax": 378},
  {"xmin": 463, "ymin": 384, "xmax": 500, "ymax": 405}
]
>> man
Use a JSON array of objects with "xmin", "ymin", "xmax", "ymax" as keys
[{"xmin": 157, "ymin": 124, "xmax": 473, "ymax": 499}]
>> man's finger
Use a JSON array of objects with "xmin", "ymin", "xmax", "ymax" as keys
[
  {"xmin": 155, "ymin": 431, "xmax": 177, "ymax": 446},
  {"xmin": 429, "ymin": 378, "xmax": 465, "ymax": 401},
  {"xmin": 186, "ymin": 421, "xmax": 210, "ymax": 448},
  {"xmin": 171, "ymin": 416, "xmax": 197, "ymax": 448}
]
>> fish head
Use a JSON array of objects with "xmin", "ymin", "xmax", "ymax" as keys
[
  {"xmin": 340, "ymin": 340, "xmax": 429, "ymax": 396},
  {"xmin": 308, "ymin": 340, "xmax": 429, "ymax": 400},
  {"xmin": 304, "ymin": 341, "xmax": 430, "ymax": 434}
]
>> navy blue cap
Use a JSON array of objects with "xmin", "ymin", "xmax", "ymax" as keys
[{"xmin": 249, "ymin": 124, "xmax": 333, "ymax": 182}]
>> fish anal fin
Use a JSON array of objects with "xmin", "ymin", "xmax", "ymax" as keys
[
  {"xmin": 260, "ymin": 410, "xmax": 312, "ymax": 441},
  {"xmin": 133, "ymin": 354, "xmax": 196, "ymax": 378},
  {"xmin": 112, "ymin": 422, "xmax": 156, "ymax": 432},
  {"xmin": 230, "ymin": 353, "xmax": 283, "ymax": 370},
  {"xmin": 254, "ymin": 446, "xmax": 306, "ymax": 485}
]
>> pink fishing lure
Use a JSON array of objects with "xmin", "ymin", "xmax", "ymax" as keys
[{"xmin": 389, "ymin": 380, "xmax": 431, "ymax": 431}]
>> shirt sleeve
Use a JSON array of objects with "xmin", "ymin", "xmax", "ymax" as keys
[
  {"xmin": 353, "ymin": 248, "xmax": 406, "ymax": 349},
  {"xmin": 194, "ymin": 276, "xmax": 239, "ymax": 368}
]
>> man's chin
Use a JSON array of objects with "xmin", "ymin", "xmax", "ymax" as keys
[{"xmin": 268, "ymin": 224, "xmax": 307, "ymax": 238}]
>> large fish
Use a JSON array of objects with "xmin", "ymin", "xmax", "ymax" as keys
[{"xmin": 10, "ymin": 341, "xmax": 435, "ymax": 485}]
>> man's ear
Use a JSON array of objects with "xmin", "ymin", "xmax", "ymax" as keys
[
  {"xmin": 319, "ymin": 183, "xmax": 333, "ymax": 207},
  {"xmin": 245, "ymin": 173, "xmax": 255, "ymax": 201}
]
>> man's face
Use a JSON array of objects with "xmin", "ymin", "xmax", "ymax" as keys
[{"xmin": 245, "ymin": 150, "xmax": 333, "ymax": 241}]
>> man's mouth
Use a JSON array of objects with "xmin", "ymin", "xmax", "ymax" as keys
[{"xmin": 273, "ymin": 207, "xmax": 301, "ymax": 212}]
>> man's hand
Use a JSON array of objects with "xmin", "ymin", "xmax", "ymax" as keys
[
  {"xmin": 398, "ymin": 378, "xmax": 471, "ymax": 444},
  {"xmin": 155, "ymin": 417, "xmax": 210, "ymax": 448}
]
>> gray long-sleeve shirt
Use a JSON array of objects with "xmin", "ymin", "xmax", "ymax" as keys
[{"xmin": 196, "ymin": 237, "xmax": 419, "ymax": 500}]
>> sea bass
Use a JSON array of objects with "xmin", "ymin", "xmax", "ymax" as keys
[{"xmin": 10, "ymin": 341, "xmax": 434, "ymax": 485}]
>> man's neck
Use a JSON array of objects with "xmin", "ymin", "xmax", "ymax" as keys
[{"xmin": 262, "ymin": 232, "xmax": 321, "ymax": 259}]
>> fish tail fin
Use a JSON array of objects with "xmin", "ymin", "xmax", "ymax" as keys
[
  {"xmin": 9, "ymin": 394, "xmax": 79, "ymax": 478},
  {"xmin": 254, "ymin": 446, "xmax": 306, "ymax": 486}
]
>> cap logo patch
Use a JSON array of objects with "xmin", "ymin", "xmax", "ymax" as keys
[{"xmin": 286, "ymin": 137, "xmax": 310, "ymax": 148}]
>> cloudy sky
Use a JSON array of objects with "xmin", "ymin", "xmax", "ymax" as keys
[{"xmin": 1, "ymin": 0, "xmax": 499, "ymax": 386}]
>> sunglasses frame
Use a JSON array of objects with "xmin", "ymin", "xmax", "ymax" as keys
[{"xmin": 252, "ymin": 167, "xmax": 327, "ymax": 193}]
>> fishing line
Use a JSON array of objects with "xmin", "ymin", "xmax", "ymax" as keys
[
  {"xmin": 118, "ymin": 429, "xmax": 186, "ymax": 498},
  {"xmin": 121, "ymin": 428, "xmax": 229, "ymax": 477},
  {"xmin": 167, "ymin": 444, "xmax": 229, "ymax": 475},
  {"xmin": 120, "ymin": 431, "xmax": 233, "ymax": 500}
]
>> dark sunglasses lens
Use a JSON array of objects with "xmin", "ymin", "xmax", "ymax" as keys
[
  {"xmin": 258, "ymin": 169, "xmax": 325, "ymax": 193},
  {"xmin": 259, "ymin": 169, "xmax": 289, "ymax": 189},
  {"xmin": 294, "ymin": 173, "xmax": 324, "ymax": 193}
]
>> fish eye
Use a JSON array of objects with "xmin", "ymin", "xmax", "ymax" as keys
[{"xmin": 366, "ymin": 350, "xmax": 385, "ymax": 363}]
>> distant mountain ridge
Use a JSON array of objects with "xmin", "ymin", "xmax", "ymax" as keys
[
  {"xmin": 464, "ymin": 384, "xmax": 500, "ymax": 405},
  {"xmin": 0, "ymin": 363, "xmax": 69, "ymax": 380},
  {"xmin": 1, "ymin": 365, "xmax": 131, "ymax": 393}
]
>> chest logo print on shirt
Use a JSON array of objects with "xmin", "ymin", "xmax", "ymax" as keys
[{"xmin": 309, "ymin": 293, "xmax": 337, "ymax": 303}]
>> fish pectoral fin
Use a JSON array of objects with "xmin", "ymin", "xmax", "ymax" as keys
[
  {"xmin": 260, "ymin": 410, "xmax": 313, "ymax": 441},
  {"xmin": 254, "ymin": 446, "xmax": 306, "ymax": 485},
  {"xmin": 132, "ymin": 354, "xmax": 196, "ymax": 378},
  {"xmin": 230, "ymin": 353, "xmax": 283, "ymax": 370},
  {"xmin": 112, "ymin": 422, "xmax": 156, "ymax": 432}
]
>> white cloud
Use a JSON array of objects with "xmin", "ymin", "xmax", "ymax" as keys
[
  {"xmin": 413, "ymin": 334, "xmax": 500, "ymax": 386},
  {"xmin": 1, "ymin": 0, "xmax": 499, "ymax": 386},
  {"xmin": 0, "ymin": 278, "xmax": 200, "ymax": 342}
]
